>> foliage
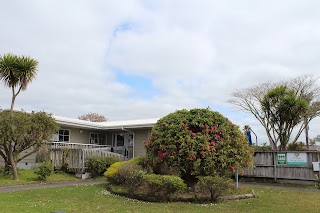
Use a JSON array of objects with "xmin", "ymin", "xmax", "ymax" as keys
[
  {"xmin": 0, "ymin": 53, "xmax": 38, "ymax": 111},
  {"xmin": 142, "ymin": 174, "xmax": 187, "ymax": 201},
  {"xmin": 35, "ymin": 145, "xmax": 51, "ymax": 163},
  {"xmin": 86, "ymin": 156, "xmax": 119, "ymax": 177},
  {"xmin": 229, "ymin": 75, "xmax": 320, "ymax": 151},
  {"xmin": 315, "ymin": 174, "xmax": 320, "ymax": 189},
  {"xmin": 195, "ymin": 175, "xmax": 231, "ymax": 203},
  {"xmin": 34, "ymin": 161, "xmax": 54, "ymax": 181},
  {"xmin": 0, "ymin": 110, "xmax": 59, "ymax": 180},
  {"xmin": 104, "ymin": 161, "xmax": 127, "ymax": 184},
  {"xmin": 261, "ymin": 85, "xmax": 307, "ymax": 150},
  {"xmin": 78, "ymin": 112, "xmax": 107, "ymax": 122},
  {"xmin": 286, "ymin": 141, "xmax": 307, "ymax": 151},
  {"xmin": 117, "ymin": 163, "xmax": 145, "ymax": 192},
  {"xmin": 145, "ymin": 108, "xmax": 253, "ymax": 182},
  {"xmin": 252, "ymin": 143, "xmax": 272, "ymax": 151}
]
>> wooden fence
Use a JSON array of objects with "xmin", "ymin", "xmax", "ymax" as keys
[
  {"xmin": 244, "ymin": 151, "xmax": 319, "ymax": 181},
  {"xmin": 47, "ymin": 143, "xmax": 124, "ymax": 173}
]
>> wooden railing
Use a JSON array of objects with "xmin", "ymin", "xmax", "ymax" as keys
[{"xmin": 46, "ymin": 142, "xmax": 124, "ymax": 173}]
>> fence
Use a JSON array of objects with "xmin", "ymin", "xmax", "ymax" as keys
[
  {"xmin": 47, "ymin": 142, "xmax": 124, "ymax": 173},
  {"xmin": 244, "ymin": 151, "xmax": 319, "ymax": 181}
]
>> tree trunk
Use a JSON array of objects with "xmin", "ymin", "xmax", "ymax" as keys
[
  {"xmin": 10, "ymin": 94, "xmax": 16, "ymax": 112},
  {"xmin": 304, "ymin": 118, "xmax": 309, "ymax": 150},
  {"xmin": 8, "ymin": 146, "xmax": 19, "ymax": 181}
]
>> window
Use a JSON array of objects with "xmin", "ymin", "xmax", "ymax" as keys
[
  {"xmin": 51, "ymin": 129, "xmax": 70, "ymax": 142},
  {"xmin": 90, "ymin": 133, "xmax": 105, "ymax": 145}
]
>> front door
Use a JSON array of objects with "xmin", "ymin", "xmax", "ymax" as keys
[{"xmin": 112, "ymin": 133, "xmax": 133, "ymax": 160}]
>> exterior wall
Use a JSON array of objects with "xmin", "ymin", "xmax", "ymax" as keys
[
  {"xmin": 134, "ymin": 129, "xmax": 151, "ymax": 157},
  {"xmin": 59, "ymin": 126, "xmax": 107, "ymax": 145}
]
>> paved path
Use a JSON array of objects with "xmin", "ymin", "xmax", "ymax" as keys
[{"xmin": 0, "ymin": 180, "xmax": 106, "ymax": 193}]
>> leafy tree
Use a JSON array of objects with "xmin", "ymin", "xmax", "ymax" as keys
[
  {"xmin": 78, "ymin": 112, "xmax": 107, "ymax": 122},
  {"xmin": 0, "ymin": 110, "xmax": 59, "ymax": 181},
  {"xmin": 261, "ymin": 85, "xmax": 308, "ymax": 150},
  {"xmin": 229, "ymin": 75, "xmax": 320, "ymax": 151},
  {"xmin": 0, "ymin": 53, "xmax": 38, "ymax": 111},
  {"xmin": 145, "ymin": 108, "xmax": 253, "ymax": 183}
]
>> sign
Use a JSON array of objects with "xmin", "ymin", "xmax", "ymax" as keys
[
  {"xmin": 277, "ymin": 153, "xmax": 287, "ymax": 165},
  {"xmin": 287, "ymin": 152, "xmax": 307, "ymax": 166}
]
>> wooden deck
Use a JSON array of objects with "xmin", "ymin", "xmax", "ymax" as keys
[{"xmin": 47, "ymin": 142, "xmax": 124, "ymax": 173}]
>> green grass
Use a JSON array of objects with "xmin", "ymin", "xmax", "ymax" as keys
[
  {"xmin": 0, "ymin": 169, "xmax": 77, "ymax": 185},
  {"xmin": 0, "ymin": 184, "xmax": 319, "ymax": 213}
]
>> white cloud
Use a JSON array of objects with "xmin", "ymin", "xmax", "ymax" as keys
[{"xmin": 1, "ymin": 0, "xmax": 320, "ymax": 144}]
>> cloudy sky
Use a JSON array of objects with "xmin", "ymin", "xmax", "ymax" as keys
[{"xmin": 1, "ymin": 0, "xmax": 320, "ymax": 144}]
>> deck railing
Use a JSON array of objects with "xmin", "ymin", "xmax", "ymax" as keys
[{"xmin": 46, "ymin": 142, "xmax": 124, "ymax": 173}]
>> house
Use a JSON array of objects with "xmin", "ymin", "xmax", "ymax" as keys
[{"xmin": 1, "ymin": 115, "xmax": 158, "ymax": 171}]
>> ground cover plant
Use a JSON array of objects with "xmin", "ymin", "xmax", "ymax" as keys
[{"xmin": 0, "ymin": 184, "xmax": 319, "ymax": 213}]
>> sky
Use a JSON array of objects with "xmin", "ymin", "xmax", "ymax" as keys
[{"xmin": 0, "ymin": 0, "xmax": 320, "ymax": 145}]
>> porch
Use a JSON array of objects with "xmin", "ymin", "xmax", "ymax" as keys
[{"xmin": 46, "ymin": 142, "xmax": 127, "ymax": 173}]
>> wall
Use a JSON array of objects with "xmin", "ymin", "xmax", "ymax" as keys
[
  {"xmin": 60, "ymin": 126, "xmax": 106, "ymax": 144},
  {"xmin": 134, "ymin": 129, "xmax": 150, "ymax": 157}
]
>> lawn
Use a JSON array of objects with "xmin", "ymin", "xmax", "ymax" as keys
[
  {"xmin": 0, "ymin": 169, "xmax": 78, "ymax": 185},
  {"xmin": 0, "ymin": 184, "xmax": 319, "ymax": 213}
]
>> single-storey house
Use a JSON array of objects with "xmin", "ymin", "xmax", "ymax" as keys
[{"xmin": 1, "ymin": 115, "xmax": 158, "ymax": 170}]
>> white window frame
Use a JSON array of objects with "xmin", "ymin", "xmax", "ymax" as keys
[
  {"xmin": 51, "ymin": 129, "xmax": 71, "ymax": 143},
  {"xmin": 89, "ymin": 132, "xmax": 105, "ymax": 145}
]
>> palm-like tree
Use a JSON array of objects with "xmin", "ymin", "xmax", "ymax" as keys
[{"xmin": 0, "ymin": 53, "xmax": 38, "ymax": 111}]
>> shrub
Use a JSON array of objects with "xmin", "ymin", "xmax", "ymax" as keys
[
  {"xmin": 195, "ymin": 175, "xmax": 231, "ymax": 203},
  {"xmin": 287, "ymin": 141, "xmax": 307, "ymax": 151},
  {"xmin": 34, "ymin": 161, "xmax": 54, "ymax": 181},
  {"xmin": 104, "ymin": 161, "xmax": 126, "ymax": 184},
  {"xmin": 145, "ymin": 108, "xmax": 254, "ymax": 182},
  {"xmin": 117, "ymin": 163, "xmax": 145, "ymax": 192},
  {"xmin": 142, "ymin": 174, "xmax": 187, "ymax": 201},
  {"xmin": 252, "ymin": 142, "xmax": 272, "ymax": 151},
  {"xmin": 86, "ymin": 156, "xmax": 119, "ymax": 177}
]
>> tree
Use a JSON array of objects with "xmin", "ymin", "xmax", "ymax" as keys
[
  {"xmin": 229, "ymin": 75, "xmax": 320, "ymax": 151},
  {"xmin": 0, "ymin": 53, "xmax": 38, "ymax": 111},
  {"xmin": 261, "ymin": 85, "xmax": 307, "ymax": 150},
  {"xmin": 0, "ymin": 110, "xmax": 59, "ymax": 181},
  {"xmin": 78, "ymin": 112, "xmax": 107, "ymax": 122},
  {"xmin": 145, "ymin": 108, "xmax": 253, "ymax": 183}
]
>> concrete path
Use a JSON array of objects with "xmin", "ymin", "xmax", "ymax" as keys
[{"xmin": 0, "ymin": 180, "xmax": 106, "ymax": 193}]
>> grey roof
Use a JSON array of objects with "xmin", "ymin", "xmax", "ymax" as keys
[{"xmin": 53, "ymin": 115, "xmax": 158, "ymax": 130}]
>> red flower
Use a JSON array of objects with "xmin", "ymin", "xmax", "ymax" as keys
[
  {"xmin": 240, "ymin": 171, "xmax": 245, "ymax": 176},
  {"xmin": 210, "ymin": 142, "xmax": 215, "ymax": 145},
  {"xmin": 207, "ymin": 150, "xmax": 211, "ymax": 153},
  {"xmin": 189, "ymin": 130, "xmax": 193, "ymax": 133},
  {"xmin": 192, "ymin": 133, "xmax": 197, "ymax": 137},
  {"xmin": 211, "ymin": 126, "xmax": 217, "ymax": 131},
  {"xmin": 153, "ymin": 145, "xmax": 157, "ymax": 149},
  {"xmin": 200, "ymin": 146, "xmax": 204, "ymax": 150},
  {"xmin": 230, "ymin": 166, "xmax": 235, "ymax": 171},
  {"xmin": 182, "ymin": 124, "xmax": 187, "ymax": 129},
  {"xmin": 202, "ymin": 129, "xmax": 206, "ymax": 133},
  {"xmin": 214, "ymin": 134, "xmax": 220, "ymax": 139}
]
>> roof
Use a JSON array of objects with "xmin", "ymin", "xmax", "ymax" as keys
[{"xmin": 53, "ymin": 115, "xmax": 159, "ymax": 130}]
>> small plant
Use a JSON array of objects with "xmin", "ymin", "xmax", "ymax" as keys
[
  {"xmin": 195, "ymin": 175, "xmax": 231, "ymax": 203},
  {"xmin": 36, "ymin": 145, "xmax": 51, "ymax": 163},
  {"xmin": 143, "ymin": 174, "xmax": 187, "ymax": 201},
  {"xmin": 117, "ymin": 163, "xmax": 145, "ymax": 192},
  {"xmin": 86, "ymin": 156, "xmax": 119, "ymax": 177},
  {"xmin": 253, "ymin": 142, "xmax": 272, "ymax": 151},
  {"xmin": 34, "ymin": 161, "xmax": 54, "ymax": 181}
]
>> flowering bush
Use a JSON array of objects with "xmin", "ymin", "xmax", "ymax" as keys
[{"xmin": 145, "ymin": 108, "xmax": 253, "ymax": 182}]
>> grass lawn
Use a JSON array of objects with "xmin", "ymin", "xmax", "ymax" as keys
[
  {"xmin": 0, "ymin": 169, "xmax": 77, "ymax": 185},
  {"xmin": 0, "ymin": 184, "xmax": 319, "ymax": 213}
]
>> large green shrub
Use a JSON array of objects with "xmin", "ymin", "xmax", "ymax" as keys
[
  {"xmin": 195, "ymin": 175, "xmax": 231, "ymax": 203},
  {"xmin": 287, "ymin": 141, "xmax": 307, "ymax": 151},
  {"xmin": 145, "ymin": 108, "xmax": 253, "ymax": 182},
  {"xmin": 143, "ymin": 174, "xmax": 187, "ymax": 201},
  {"xmin": 86, "ymin": 156, "xmax": 119, "ymax": 177},
  {"xmin": 34, "ymin": 161, "xmax": 54, "ymax": 181},
  {"xmin": 117, "ymin": 163, "xmax": 145, "ymax": 192}
]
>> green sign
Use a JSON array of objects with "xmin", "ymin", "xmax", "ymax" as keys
[{"xmin": 277, "ymin": 153, "xmax": 287, "ymax": 165}]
